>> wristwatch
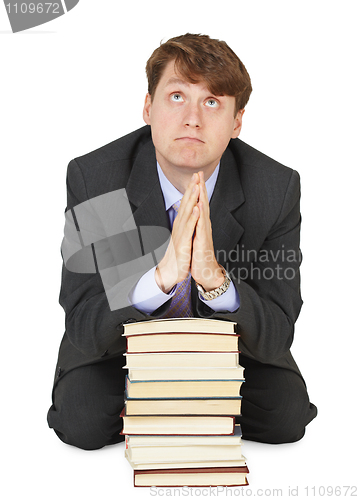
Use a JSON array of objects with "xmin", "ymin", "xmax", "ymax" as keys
[{"xmin": 195, "ymin": 266, "xmax": 231, "ymax": 301}]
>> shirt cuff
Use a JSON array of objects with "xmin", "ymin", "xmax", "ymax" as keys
[
  {"xmin": 198, "ymin": 280, "xmax": 240, "ymax": 312},
  {"xmin": 128, "ymin": 266, "xmax": 177, "ymax": 314}
]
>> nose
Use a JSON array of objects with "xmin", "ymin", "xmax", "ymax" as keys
[{"xmin": 184, "ymin": 102, "xmax": 202, "ymax": 128}]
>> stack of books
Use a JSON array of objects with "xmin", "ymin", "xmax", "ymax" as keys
[{"xmin": 121, "ymin": 317, "xmax": 249, "ymax": 487}]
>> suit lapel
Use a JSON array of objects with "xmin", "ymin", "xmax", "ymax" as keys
[
  {"xmin": 210, "ymin": 147, "xmax": 245, "ymax": 267},
  {"xmin": 122, "ymin": 140, "xmax": 171, "ymax": 265},
  {"xmin": 125, "ymin": 140, "xmax": 170, "ymax": 231}
]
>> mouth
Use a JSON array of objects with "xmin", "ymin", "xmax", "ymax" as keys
[{"xmin": 175, "ymin": 137, "xmax": 204, "ymax": 143}]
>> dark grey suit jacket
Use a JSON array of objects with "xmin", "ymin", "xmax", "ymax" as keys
[{"xmin": 53, "ymin": 125, "xmax": 303, "ymax": 388}]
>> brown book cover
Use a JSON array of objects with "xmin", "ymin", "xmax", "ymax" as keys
[
  {"xmin": 134, "ymin": 466, "xmax": 249, "ymax": 487},
  {"xmin": 120, "ymin": 408, "xmax": 236, "ymax": 435}
]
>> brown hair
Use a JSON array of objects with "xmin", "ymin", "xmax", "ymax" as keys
[{"xmin": 146, "ymin": 33, "xmax": 252, "ymax": 115}]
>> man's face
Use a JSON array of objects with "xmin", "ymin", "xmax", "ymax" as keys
[{"xmin": 143, "ymin": 60, "xmax": 244, "ymax": 179}]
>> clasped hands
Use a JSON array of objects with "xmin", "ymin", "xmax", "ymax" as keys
[{"xmin": 155, "ymin": 172, "xmax": 225, "ymax": 294}]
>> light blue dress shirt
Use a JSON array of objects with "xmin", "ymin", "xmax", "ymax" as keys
[{"xmin": 128, "ymin": 162, "xmax": 240, "ymax": 314}]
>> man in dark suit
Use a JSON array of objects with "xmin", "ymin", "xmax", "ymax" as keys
[{"xmin": 47, "ymin": 34, "xmax": 317, "ymax": 450}]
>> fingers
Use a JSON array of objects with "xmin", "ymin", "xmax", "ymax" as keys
[
  {"xmin": 174, "ymin": 171, "xmax": 211, "ymax": 240},
  {"xmin": 176, "ymin": 173, "xmax": 200, "ymax": 222},
  {"xmin": 159, "ymin": 174, "xmax": 200, "ymax": 287},
  {"xmin": 173, "ymin": 175, "xmax": 201, "ymax": 240},
  {"xmin": 157, "ymin": 172, "xmax": 211, "ymax": 289},
  {"xmin": 197, "ymin": 171, "xmax": 209, "ymax": 218},
  {"xmin": 182, "ymin": 173, "xmax": 200, "ymax": 205},
  {"xmin": 178, "ymin": 172, "xmax": 210, "ymax": 220}
]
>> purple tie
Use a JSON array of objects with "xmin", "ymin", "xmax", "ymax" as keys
[{"xmin": 159, "ymin": 200, "xmax": 194, "ymax": 318}]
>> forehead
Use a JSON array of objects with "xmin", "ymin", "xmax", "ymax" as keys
[{"xmin": 158, "ymin": 60, "xmax": 210, "ymax": 93}]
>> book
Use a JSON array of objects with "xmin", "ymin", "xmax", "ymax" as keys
[
  {"xmin": 125, "ymin": 450, "xmax": 247, "ymax": 470},
  {"xmin": 126, "ymin": 424, "xmax": 242, "ymax": 447},
  {"xmin": 128, "ymin": 444, "xmax": 243, "ymax": 464},
  {"xmin": 125, "ymin": 376, "xmax": 243, "ymax": 399},
  {"xmin": 126, "ymin": 425, "xmax": 243, "ymax": 464},
  {"xmin": 124, "ymin": 397, "xmax": 242, "ymax": 416},
  {"xmin": 122, "ymin": 317, "xmax": 237, "ymax": 336},
  {"xmin": 133, "ymin": 466, "xmax": 249, "ymax": 487},
  {"xmin": 125, "ymin": 332, "xmax": 239, "ymax": 353},
  {"xmin": 124, "ymin": 351, "xmax": 240, "ymax": 368},
  {"xmin": 120, "ymin": 409, "xmax": 236, "ymax": 435},
  {"xmin": 121, "ymin": 317, "xmax": 249, "ymax": 488},
  {"xmin": 126, "ymin": 366, "xmax": 245, "ymax": 381}
]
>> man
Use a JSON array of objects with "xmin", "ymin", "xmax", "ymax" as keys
[{"xmin": 47, "ymin": 33, "xmax": 317, "ymax": 450}]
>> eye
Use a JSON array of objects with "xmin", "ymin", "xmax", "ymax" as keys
[
  {"xmin": 205, "ymin": 98, "xmax": 219, "ymax": 108},
  {"xmin": 171, "ymin": 93, "xmax": 184, "ymax": 102}
]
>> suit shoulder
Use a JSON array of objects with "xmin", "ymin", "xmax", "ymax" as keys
[
  {"xmin": 228, "ymin": 138, "xmax": 300, "ymax": 212},
  {"xmin": 65, "ymin": 126, "xmax": 152, "ymax": 203},
  {"xmin": 229, "ymin": 137, "xmax": 297, "ymax": 182},
  {"xmin": 72, "ymin": 125, "xmax": 152, "ymax": 169}
]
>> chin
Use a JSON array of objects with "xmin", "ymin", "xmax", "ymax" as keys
[
  {"xmin": 174, "ymin": 151, "xmax": 208, "ymax": 170},
  {"xmin": 176, "ymin": 160, "xmax": 206, "ymax": 172},
  {"xmin": 157, "ymin": 146, "xmax": 211, "ymax": 172}
]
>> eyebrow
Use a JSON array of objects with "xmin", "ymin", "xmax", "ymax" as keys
[
  {"xmin": 163, "ymin": 77, "xmax": 224, "ymax": 99},
  {"xmin": 164, "ymin": 77, "xmax": 191, "ymax": 88}
]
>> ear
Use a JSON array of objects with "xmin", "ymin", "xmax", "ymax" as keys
[
  {"xmin": 143, "ymin": 93, "xmax": 152, "ymax": 125},
  {"xmin": 231, "ymin": 109, "xmax": 245, "ymax": 139}
]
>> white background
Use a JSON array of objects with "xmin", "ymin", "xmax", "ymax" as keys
[{"xmin": 1, "ymin": 1, "xmax": 358, "ymax": 498}]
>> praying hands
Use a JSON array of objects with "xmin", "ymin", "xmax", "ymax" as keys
[{"xmin": 155, "ymin": 172, "xmax": 225, "ymax": 293}]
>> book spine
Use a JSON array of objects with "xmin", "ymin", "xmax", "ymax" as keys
[
  {"xmin": 124, "ymin": 398, "xmax": 242, "ymax": 416},
  {"xmin": 120, "ymin": 415, "xmax": 236, "ymax": 436}
]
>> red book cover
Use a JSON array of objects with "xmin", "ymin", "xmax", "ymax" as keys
[{"xmin": 134, "ymin": 466, "xmax": 249, "ymax": 487}]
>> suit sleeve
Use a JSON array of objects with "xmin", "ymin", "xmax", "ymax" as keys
[
  {"xmin": 196, "ymin": 169, "xmax": 303, "ymax": 365},
  {"xmin": 59, "ymin": 159, "xmax": 158, "ymax": 358}
]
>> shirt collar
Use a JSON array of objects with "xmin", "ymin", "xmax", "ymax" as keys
[{"xmin": 156, "ymin": 162, "xmax": 220, "ymax": 211}]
